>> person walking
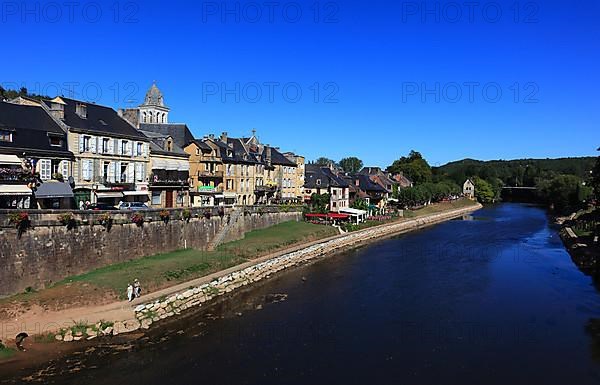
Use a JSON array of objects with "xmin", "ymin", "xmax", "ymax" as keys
[
  {"xmin": 127, "ymin": 283, "xmax": 134, "ymax": 302},
  {"xmin": 133, "ymin": 279, "xmax": 141, "ymax": 298}
]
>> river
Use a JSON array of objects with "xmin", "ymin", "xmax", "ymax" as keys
[{"xmin": 3, "ymin": 203, "xmax": 600, "ymax": 384}]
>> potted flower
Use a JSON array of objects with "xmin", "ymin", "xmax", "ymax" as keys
[
  {"xmin": 98, "ymin": 213, "xmax": 113, "ymax": 230},
  {"xmin": 159, "ymin": 210, "xmax": 170, "ymax": 223},
  {"xmin": 8, "ymin": 212, "xmax": 31, "ymax": 237},
  {"xmin": 131, "ymin": 213, "xmax": 144, "ymax": 227},
  {"xmin": 58, "ymin": 212, "xmax": 77, "ymax": 230},
  {"xmin": 181, "ymin": 209, "xmax": 192, "ymax": 222},
  {"xmin": 203, "ymin": 210, "xmax": 211, "ymax": 219}
]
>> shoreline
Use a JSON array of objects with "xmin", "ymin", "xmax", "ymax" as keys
[{"xmin": 0, "ymin": 201, "xmax": 482, "ymax": 373}]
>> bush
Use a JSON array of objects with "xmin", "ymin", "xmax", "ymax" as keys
[
  {"xmin": 58, "ymin": 212, "xmax": 76, "ymax": 229},
  {"xmin": 131, "ymin": 213, "xmax": 144, "ymax": 227},
  {"xmin": 159, "ymin": 210, "xmax": 170, "ymax": 223},
  {"xmin": 8, "ymin": 212, "xmax": 30, "ymax": 237},
  {"xmin": 181, "ymin": 209, "xmax": 192, "ymax": 222}
]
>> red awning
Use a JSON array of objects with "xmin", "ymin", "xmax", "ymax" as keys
[{"xmin": 305, "ymin": 213, "xmax": 350, "ymax": 219}]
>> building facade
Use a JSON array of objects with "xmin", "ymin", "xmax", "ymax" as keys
[
  {"xmin": 304, "ymin": 164, "xmax": 350, "ymax": 212},
  {"xmin": 463, "ymin": 179, "xmax": 475, "ymax": 199},
  {"xmin": 1, "ymin": 100, "xmax": 75, "ymax": 209}
]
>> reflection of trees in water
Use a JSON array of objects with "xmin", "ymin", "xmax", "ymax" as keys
[{"xmin": 586, "ymin": 319, "xmax": 600, "ymax": 363}]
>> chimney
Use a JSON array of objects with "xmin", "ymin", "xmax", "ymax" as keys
[
  {"xmin": 220, "ymin": 131, "xmax": 228, "ymax": 143},
  {"xmin": 266, "ymin": 145, "xmax": 272, "ymax": 166},
  {"xmin": 209, "ymin": 133, "xmax": 215, "ymax": 139}
]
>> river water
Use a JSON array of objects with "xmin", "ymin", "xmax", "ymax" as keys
[{"xmin": 3, "ymin": 203, "xmax": 600, "ymax": 384}]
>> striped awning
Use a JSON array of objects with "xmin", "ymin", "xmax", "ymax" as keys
[
  {"xmin": 0, "ymin": 184, "xmax": 32, "ymax": 196},
  {"xmin": 0, "ymin": 155, "xmax": 22, "ymax": 165}
]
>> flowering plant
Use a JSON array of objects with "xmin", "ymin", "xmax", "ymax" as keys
[
  {"xmin": 8, "ymin": 212, "xmax": 30, "ymax": 237},
  {"xmin": 58, "ymin": 212, "xmax": 76, "ymax": 229},
  {"xmin": 98, "ymin": 213, "xmax": 113, "ymax": 229},
  {"xmin": 159, "ymin": 210, "xmax": 170, "ymax": 223},
  {"xmin": 131, "ymin": 213, "xmax": 145, "ymax": 227},
  {"xmin": 181, "ymin": 209, "xmax": 192, "ymax": 222}
]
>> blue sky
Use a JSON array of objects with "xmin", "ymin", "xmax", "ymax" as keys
[{"xmin": 2, "ymin": 0, "xmax": 599, "ymax": 167}]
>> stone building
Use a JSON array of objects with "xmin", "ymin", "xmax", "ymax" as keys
[
  {"xmin": 463, "ymin": 179, "xmax": 475, "ymax": 199},
  {"xmin": 31, "ymin": 96, "xmax": 152, "ymax": 207},
  {"xmin": 304, "ymin": 164, "xmax": 350, "ymax": 212},
  {"xmin": 283, "ymin": 152, "xmax": 305, "ymax": 202},
  {"xmin": 119, "ymin": 82, "xmax": 170, "ymax": 128},
  {"xmin": 0, "ymin": 101, "xmax": 74, "ymax": 208}
]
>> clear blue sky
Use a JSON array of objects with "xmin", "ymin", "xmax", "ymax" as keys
[{"xmin": 2, "ymin": 0, "xmax": 599, "ymax": 167}]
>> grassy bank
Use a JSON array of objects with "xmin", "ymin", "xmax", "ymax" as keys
[
  {"xmin": 0, "ymin": 221, "xmax": 338, "ymax": 314},
  {"xmin": 404, "ymin": 199, "xmax": 479, "ymax": 218}
]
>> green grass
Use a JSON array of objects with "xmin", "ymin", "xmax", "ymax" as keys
[
  {"xmin": 0, "ymin": 342, "xmax": 16, "ymax": 360},
  {"xmin": 56, "ymin": 221, "xmax": 336, "ymax": 296},
  {"xmin": 217, "ymin": 220, "xmax": 338, "ymax": 258},
  {"xmin": 406, "ymin": 199, "xmax": 479, "ymax": 217}
]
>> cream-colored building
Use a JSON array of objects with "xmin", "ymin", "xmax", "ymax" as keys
[{"xmin": 463, "ymin": 179, "xmax": 475, "ymax": 199}]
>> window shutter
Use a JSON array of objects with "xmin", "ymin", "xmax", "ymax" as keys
[
  {"xmin": 89, "ymin": 136, "xmax": 97, "ymax": 153},
  {"xmin": 127, "ymin": 163, "xmax": 134, "ymax": 183},
  {"xmin": 107, "ymin": 138, "xmax": 113, "ymax": 154},
  {"xmin": 61, "ymin": 160, "xmax": 69, "ymax": 178},
  {"xmin": 107, "ymin": 162, "xmax": 115, "ymax": 183},
  {"xmin": 89, "ymin": 159, "xmax": 94, "ymax": 179},
  {"xmin": 128, "ymin": 141, "xmax": 133, "ymax": 156},
  {"xmin": 79, "ymin": 135, "xmax": 84, "ymax": 153}
]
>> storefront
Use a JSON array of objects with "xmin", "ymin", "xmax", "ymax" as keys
[
  {"xmin": 34, "ymin": 181, "xmax": 74, "ymax": 209},
  {"xmin": 95, "ymin": 191, "xmax": 124, "ymax": 206},
  {"xmin": 0, "ymin": 184, "xmax": 32, "ymax": 209},
  {"xmin": 123, "ymin": 190, "xmax": 150, "ymax": 203}
]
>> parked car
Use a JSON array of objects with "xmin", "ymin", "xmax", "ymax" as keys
[
  {"xmin": 118, "ymin": 202, "xmax": 149, "ymax": 211},
  {"xmin": 87, "ymin": 203, "xmax": 118, "ymax": 211}
]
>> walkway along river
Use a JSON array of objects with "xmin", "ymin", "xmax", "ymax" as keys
[{"xmin": 2, "ymin": 203, "xmax": 600, "ymax": 384}]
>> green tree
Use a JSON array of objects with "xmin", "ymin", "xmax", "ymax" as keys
[
  {"xmin": 387, "ymin": 150, "xmax": 432, "ymax": 185},
  {"xmin": 309, "ymin": 193, "xmax": 330, "ymax": 213},
  {"xmin": 351, "ymin": 198, "xmax": 369, "ymax": 211},
  {"xmin": 592, "ymin": 148, "xmax": 600, "ymax": 205},
  {"xmin": 339, "ymin": 157, "xmax": 364, "ymax": 173},
  {"xmin": 314, "ymin": 157, "xmax": 336, "ymax": 167},
  {"xmin": 472, "ymin": 176, "xmax": 496, "ymax": 203},
  {"xmin": 536, "ymin": 175, "xmax": 590, "ymax": 214}
]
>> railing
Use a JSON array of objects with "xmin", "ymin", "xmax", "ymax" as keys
[
  {"xmin": 197, "ymin": 170, "xmax": 224, "ymax": 178},
  {"xmin": 150, "ymin": 172, "xmax": 189, "ymax": 187}
]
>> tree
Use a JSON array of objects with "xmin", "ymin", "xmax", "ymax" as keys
[
  {"xmin": 309, "ymin": 193, "xmax": 330, "ymax": 213},
  {"xmin": 387, "ymin": 150, "xmax": 432, "ymax": 185},
  {"xmin": 339, "ymin": 157, "xmax": 363, "ymax": 173},
  {"xmin": 471, "ymin": 176, "xmax": 495, "ymax": 203},
  {"xmin": 592, "ymin": 148, "xmax": 600, "ymax": 205},
  {"xmin": 351, "ymin": 198, "xmax": 369, "ymax": 211},
  {"xmin": 314, "ymin": 157, "xmax": 336, "ymax": 167},
  {"xmin": 536, "ymin": 175, "xmax": 590, "ymax": 214}
]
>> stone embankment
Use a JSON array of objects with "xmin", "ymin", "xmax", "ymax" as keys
[{"xmin": 55, "ymin": 203, "xmax": 482, "ymax": 340}]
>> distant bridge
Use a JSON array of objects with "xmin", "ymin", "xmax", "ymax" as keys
[{"xmin": 501, "ymin": 186, "xmax": 539, "ymax": 202}]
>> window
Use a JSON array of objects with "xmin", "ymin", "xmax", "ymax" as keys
[
  {"xmin": 39, "ymin": 159, "xmax": 51, "ymax": 181},
  {"xmin": 152, "ymin": 191, "xmax": 161, "ymax": 205},
  {"xmin": 137, "ymin": 142, "xmax": 143, "ymax": 156},
  {"xmin": 82, "ymin": 159, "xmax": 93, "ymax": 181},
  {"xmin": 316, "ymin": 179, "xmax": 321, "ymax": 186},
  {"xmin": 0, "ymin": 130, "xmax": 12, "ymax": 142},
  {"xmin": 102, "ymin": 138, "xmax": 110, "ymax": 154},
  {"xmin": 83, "ymin": 136, "xmax": 91, "ymax": 152},
  {"xmin": 333, "ymin": 201, "xmax": 337, "ymax": 208},
  {"xmin": 49, "ymin": 136, "xmax": 62, "ymax": 146},
  {"xmin": 120, "ymin": 163, "xmax": 128, "ymax": 182},
  {"xmin": 121, "ymin": 140, "xmax": 128, "ymax": 155},
  {"xmin": 102, "ymin": 162, "xmax": 110, "ymax": 180}
]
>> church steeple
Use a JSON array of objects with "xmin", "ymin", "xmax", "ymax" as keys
[{"xmin": 139, "ymin": 82, "xmax": 170, "ymax": 124}]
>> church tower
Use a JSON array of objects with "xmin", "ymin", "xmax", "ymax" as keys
[{"xmin": 139, "ymin": 82, "xmax": 170, "ymax": 124}]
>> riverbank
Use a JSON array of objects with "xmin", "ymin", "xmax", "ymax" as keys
[{"xmin": 0, "ymin": 200, "xmax": 481, "ymax": 371}]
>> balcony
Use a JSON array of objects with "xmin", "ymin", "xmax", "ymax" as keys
[
  {"xmin": 255, "ymin": 185, "xmax": 277, "ymax": 194},
  {"xmin": 197, "ymin": 170, "xmax": 224, "ymax": 179},
  {"xmin": 150, "ymin": 171, "xmax": 189, "ymax": 187},
  {"xmin": 0, "ymin": 167, "xmax": 30, "ymax": 183}
]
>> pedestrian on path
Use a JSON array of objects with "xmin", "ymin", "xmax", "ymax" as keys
[
  {"xmin": 134, "ymin": 279, "xmax": 141, "ymax": 298},
  {"xmin": 127, "ymin": 283, "xmax": 134, "ymax": 302}
]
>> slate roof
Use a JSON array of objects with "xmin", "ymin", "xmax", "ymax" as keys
[
  {"xmin": 0, "ymin": 102, "xmax": 73, "ymax": 158},
  {"xmin": 304, "ymin": 165, "xmax": 349, "ymax": 189},
  {"xmin": 139, "ymin": 130, "xmax": 189, "ymax": 158},
  {"xmin": 138, "ymin": 123, "xmax": 194, "ymax": 148},
  {"xmin": 47, "ymin": 97, "xmax": 147, "ymax": 140}
]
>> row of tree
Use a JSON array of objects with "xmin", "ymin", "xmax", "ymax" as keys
[{"xmin": 393, "ymin": 181, "xmax": 461, "ymax": 207}]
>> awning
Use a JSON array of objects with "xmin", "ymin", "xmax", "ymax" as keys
[
  {"xmin": 214, "ymin": 194, "xmax": 224, "ymax": 199},
  {"xmin": 123, "ymin": 191, "xmax": 149, "ymax": 196},
  {"xmin": 0, "ymin": 184, "xmax": 32, "ymax": 196},
  {"xmin": 339, "ymin": 208, "xmax": 367, "ymax": 216},
  {"xmin": 166, "ymin": 161, "xmax": 179, "ymax": 171},
  {"xmin": 223, "ymin": 192, "xmax": 237, "ymax": 199},
  {"xmin": 0, "ymin": 154, "xmax": 22, "ymax": 165},
  {"xmin": 305, "ymin": 213, "xmax": 350, "ymax": 219},
  {"xmin": 95, "ymin": 192, "xmax": 124, "ymax": 199},
  {"xmin": 152, "ymin": 159, "xmax": 167, "ymax": 170},
  {"xmin": 34, "ymin": 182, "xmax": 73, "ymax": 199}
]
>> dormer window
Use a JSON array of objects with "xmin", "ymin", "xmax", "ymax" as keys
[
  {"xmin": 49, "ymin": 136, "xmax": 62, "ymax": 146},
  {"xmin": 0, "ymin": 130, "xmax": 13, "ymax": 142},
  {"xmin": 76, "ymin": 103, "xmax": 87, "ymax": 119},
  {"xmin": 316, "ymin": 179, "xmax": 321, "ymax": 186}
]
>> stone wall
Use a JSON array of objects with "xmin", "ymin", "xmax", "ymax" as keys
[{"xmin": 0, "ymin": 206, "xmax": 302, "ymax": 297}]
